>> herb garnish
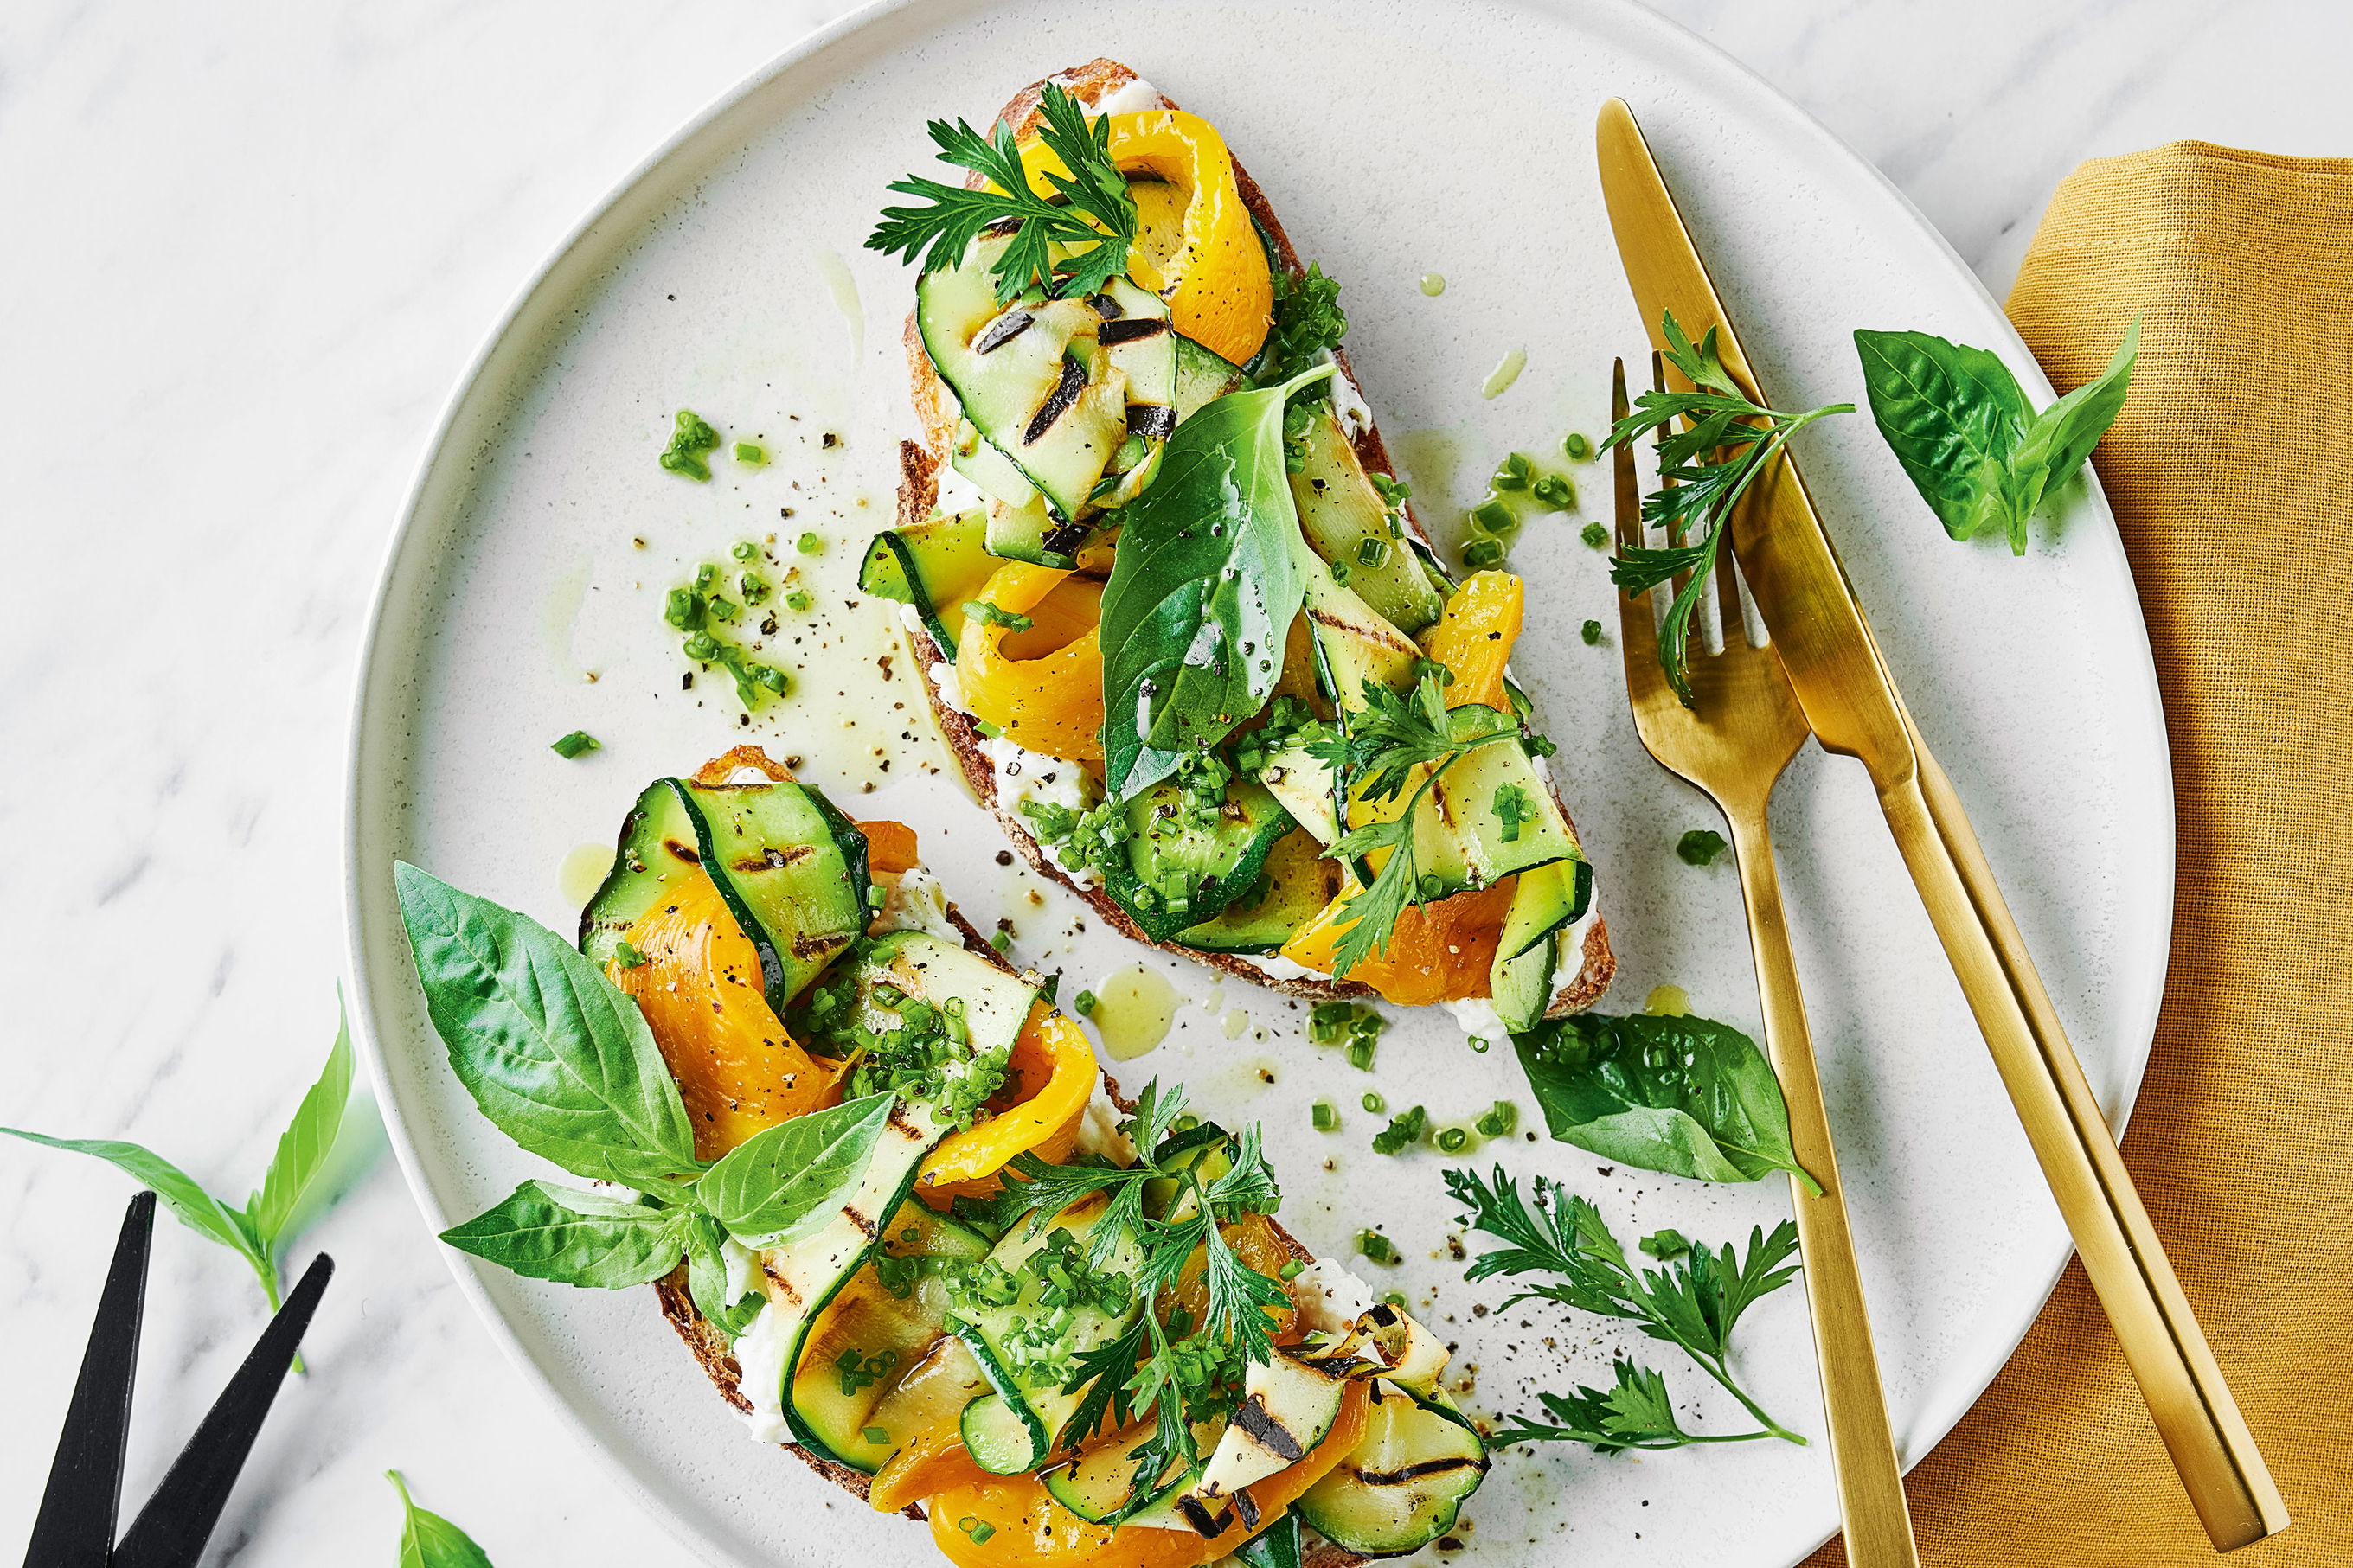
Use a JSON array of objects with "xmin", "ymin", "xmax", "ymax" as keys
[
  {"xmin": 1855, "ymin": 323, "xmax": 2136, "ymax": 554},
  {"xmin": 5, "ymin": 1003, "xmax": 355, "ymax": 1371},
  {"xmin": 659, "ymin": 410, "xmax": 721, "ymax": 482},
  {"xmin": 1675, "ymin": 828, "xmax": 1727, "ymax": 866},
  {"xmin": 867, "ymin": 82, "xmax": 1138, "ymax": 306},
  {"xmin": 996, "ymin": 1083, "xmax": 1288, "ymax": 1498},
  {"xmin": 388, "ymin": 1470, "xmax": 496, "ymax": 1568},
  {"xmin": 1307, "ymin": 669, "xmax": 1523, "ymax": 975},
  {"xmin": 1445, "ymin": 1165, "xmax": 1805, "ymax": 1450},
  {"xmin": 1605, "ymin": 312, "xmax": 1853, "ymax": 706},
  {"xmin": 1252, "ymin": 262, "xmax": 1348, "ymax": 386}
]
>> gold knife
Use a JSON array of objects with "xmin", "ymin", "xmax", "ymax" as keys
[{"xmin": 1594, "ymin": 98, "xmax": 2288, "ymax": 1552}]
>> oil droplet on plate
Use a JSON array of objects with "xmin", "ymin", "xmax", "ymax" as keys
[
  {"xmin": 1419, "ymin": 272, "xmax": 1446, "ymax": 297},
  {"xmin": 1644, "ymin": 983, "xmax": 1690, "ymax": 1017},
  {"xmin": 1481, "ymin": 348, "xmax": 1527, "ymax": 400},
  {"xmin": 559, "ymin": 842, "xmax": 614, "ymax": 910},
  {"xmin": 1221, "ymin": 1008, "xmax": 1250, "ymax": 1040},
  {"xmin": 812, "ymin": 249, "xmax": 864, "ymax": 362},
  {"xmin": 1090, "ymin": 965, "xmax": 1182, "ymax": 1060}
]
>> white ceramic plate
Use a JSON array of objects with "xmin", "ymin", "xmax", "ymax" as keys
[{"xmin": 343, "ymin": 2, "xmax": 2172, "ymax": 1565}]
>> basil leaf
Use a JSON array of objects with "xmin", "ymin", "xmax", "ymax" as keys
[
  {"xmin": 1099, "ymin": 365, "xmax": 1332, "ymax": 797},
  {"xmin": 1513, "ymin": 1013, "xmax": 1814, "ymax": 1188},
  {"xmin": 247, "ymin": 1000, "xmax": 355, "ymax": 1247},
  {"xmin": 1, "ymin": 1128, "xmax": 262, "ymax": 1265},
  {"xmin": 2008, "ymin": 318, "xmax": 2138, "ymax": 544},
  {"xmin": 697, "ymin": 1091, "xmax": 895, "ymax": 1248},
  {"xmin": 1853, "ymin": 329, "xmax": 2029, "ymax": 543},
  {"xmin": 683, "ymin": 1211, "xmax": 766, "ymax": 1337},
  {"xmin": 438, "ymin": 1180, "xmax": 690, "ymax": 1288},
  {"xmin": 388, "ymin": 1471, "xmax": 496, "ymax": 1568},
  {"xmin": 394, "ymin": 861, "xmax": 697, "ymax": 1186}
]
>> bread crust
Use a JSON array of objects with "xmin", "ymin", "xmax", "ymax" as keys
[{"xmin": 900, "ymin": 58, "xmax": 1614, "ymax": 1017}]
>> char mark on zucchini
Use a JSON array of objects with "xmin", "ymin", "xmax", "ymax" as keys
[
  {"xmin": 974, "ymin": 310, "xmax": 1035, "ymax": 354},
  {"xmin": 1129, "ymin": 404, "xmax": 1177, "ymax": 441},
  {"xmin": 1354, "ymin": 1456, "xmax": 1484, "ymax": 1486},
  {"xmin": 1091, "ymin": 293, "xmax": 1124, "ymax": 319},
  {"xmin": 664, "ymin": 837, "xmax": 700, "ymax": 864},
  {"xmin": 734, "ymin": 844, "xmax": 817, "ymax": 872},
  {"xmin": 1024, "ymin": 357, "xmax": 1089, "ymax": 445},
  {"xmin": 1096, "ymin": 317, "xmax": 1165, "ymax": 346},
  {"xmin": 1232, "ymin": 1395, "xmax": 1308, "ymax": 1462}
]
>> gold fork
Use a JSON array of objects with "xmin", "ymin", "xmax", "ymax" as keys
[{"xmin": 1612, "ymin": 355, "xmax": 1920, "ymax": 1568}]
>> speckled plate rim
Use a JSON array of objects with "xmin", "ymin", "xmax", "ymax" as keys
[{"xmin": 339, "ymin": 3, "xmax": 2175, "ymax": 1565}]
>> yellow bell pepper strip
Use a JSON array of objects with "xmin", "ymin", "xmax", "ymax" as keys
[
  {"xmin": 924, "ymin": 1381, "xmax": 1369, "ymax": 1568},
  {"xmin": 918, "ymin": 1006, "xmax": 1096, "ymax": 1196},
  {"xmin": 1419, "ymin": 570, "xmax": 1523, "ymax": 714},
  {"xmin": 869, "ymin": 1411, "xmax": 997, "ymax": 1514},
  {"xmin": 1279, "ymin": 875, "xmax": 1516, "ymax": 1008},
  {"xmin": 609, "ymin": 869, "xmax": 843, "ymax": 1160},
  {"xmin": 857, "ymin": 818, "xmax": 921, "ymax": 876},
  {"xmin": 957, "ymin": 562, "xmax": 1106, "ymax": 763},
  {"xmin": 1017, "ymin": 111, "xmax": 1273, "ymax": 368}
]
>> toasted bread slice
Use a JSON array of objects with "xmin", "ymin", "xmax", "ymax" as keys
[{"xmin": 897, "ymin": 59, "xmax": 1614, "ymax": 1017}]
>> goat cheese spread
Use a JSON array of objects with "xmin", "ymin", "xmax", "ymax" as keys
[
  {"xmin": 983, "ymin": 736, "xmax": 1104, "ymax": 885},
  {"xmin": 1289, "ymin": 1259, "xmax": 1379, "ymax": 1333},
  {"xmin": 731, "ymin": 1298, "xmax": 792, "ymax": 1443}
]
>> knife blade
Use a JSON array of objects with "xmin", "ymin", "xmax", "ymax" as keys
[{"xmin": 1594, "ymin": 97, "xmax": 2287, "ymax": 1552}]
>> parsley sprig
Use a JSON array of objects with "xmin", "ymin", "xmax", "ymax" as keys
[
  {"xmin": 1000, "ymin": 1083, "xmax": 1290, "ymax": 1501},
  {"xmin": 1308, "ymin": 669, "xmax": 1524, "ymax": 976},
  {"xmin": 1605, "ymin": 312, "xmax": 1852, "ymax": 706},
  {"xmin": 1445, "ymin": 1164, "xmax": 1805, "ymax": 1450},
  {"xmin": 867, "ymin": 83, "xmax": 1138, "ymax": 305}
]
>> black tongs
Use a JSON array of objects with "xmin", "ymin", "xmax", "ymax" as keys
[{"xmin": 22, "ymin": 1193, "xmax": 333, "ymax": 1568}]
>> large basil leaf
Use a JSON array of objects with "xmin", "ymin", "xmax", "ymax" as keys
[
  {"xmin": 2009, "ymin": 319, "xmax": 2138, "ymax": 530},
  {"xmin": 1514, "ymin": 1013, "xmax": 1812, "ymax": 1187},
  {"xmin": 247, "ymin": 1001, "xmax": 355, "ymax": 1246},
  {"xmin": 1099, "ymin": 365, "xmax": 1332, "ymax": 798},
  {"xmin": 0, "ymin": 1128, "xmax": 264, "ymax": 1265},
  {"xmin": 1853, "ymin": 329, "xmax": 2029, "ymax": 544},
  {"xmin": 683, "ymin": 1211, "xmax": 766, "ymax": 1337},
  {"xmin": 438, "ymin": 1180, "xmax": 691, "ymax": 1288},
  {"xmin": 394, "ymin": 861, "xmax": 697, "ymax": 1186},
  {"xmin": 697, "ymin": 1091, "xmax": 895, "ymax": 1247}
]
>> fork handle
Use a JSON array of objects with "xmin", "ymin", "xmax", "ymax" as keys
[
  {"xmin": 1728, "ymin": 803, "xmax": 1922, "ymax": 1568},
  {"xmin": 1880, "ymin": 730, "xmax": 2288, "ymax": 1550}
]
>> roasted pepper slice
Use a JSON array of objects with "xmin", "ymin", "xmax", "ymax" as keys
[
  {"xmin": 918, "ymin": 1006, "xmax": 1095, "ymax": 1195},
  {"xmin": 610, "ymin": 868, "xmax": 843, "ymax": 1159},
  {"xmin": 956, "ymin": 562, "xmax": 1106, "ymax": 762},
  {"xmin": 1278, "ymin": 877, "xmax": 1516, "ymax": 1008},
  {"xmin": 1018, "ymin": 110, "xmax": 1273, "ymax": 368},
  {"xmin": 858, "ymin": 818, "xmax": 921, "ymax": 875},
  {"xmin": 1420, "ymin": 571, "xmax": 1523, "ymax": 714}
]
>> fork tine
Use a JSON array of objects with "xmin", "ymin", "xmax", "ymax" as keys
[{"xmin": 1612, "ymin": 358, "xmax": 1668, "ymax": 711}]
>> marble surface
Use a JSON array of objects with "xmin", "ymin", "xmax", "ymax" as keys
[{"xmin": 0, "ymin": 1, "xmax": 2341, "ymax": 1562}]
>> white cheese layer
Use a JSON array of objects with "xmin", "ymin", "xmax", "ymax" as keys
[
  {"xmin": 983, "ymin": 736, "xmax": 1105, "ymax": 886},
  {"xmin": 1090, "ymin": 75, "xmax": 1165, "ymax": 115},
  {"xmin": 933, "ymin": 459, "xmax": 988, "ymax": 515},
  {"xmin": 1290, "ymin": 1258, "xmax": 1379, "ymax": 1333},
  {"xmin": 1443, "ymin": 995, "xmax": 1509, "ymax": 1042},
  {"xmin": 1228, "ymin": 950, "xmax": 1322, "ymax": 984},
  {"xmin": 875, "ymin": 864, "xmax": 963, "ymax": 943},
  {"xmin": 731, "ymin": 1298, "xmax": 792, "ymax": 1443},
  {"xmin": 1327, "ymin": 360, "xmax": 1375, "ymax": 440},
  {"xmin": 927, "ymin": 657, "xmax": 971, "ymax": 712}
]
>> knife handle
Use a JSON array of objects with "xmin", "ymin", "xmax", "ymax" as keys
[
  {"xmin": 1728, "ymin": 804, "xmax": 1920, "ymax": 1568},
  {"xmin": 1882, "ymin": 734, "xmax": 2288, "ymax": 1551}
]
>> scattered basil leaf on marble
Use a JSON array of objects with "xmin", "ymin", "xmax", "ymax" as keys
[
  {"xmin": 1446, "ymin": 1164, "xmax": 1805, "ymax": 1450},
  {"xmin": 1674, "ymin": 828, "xmax": 1728, "ymax": 867},
  {"xmin": 3, "ymin": 1002, "xmax": 357, "ymax": 1368},
  {"xmin": 1512, "ymin": 1011, "xmax": 1820, "ymax": 1193},
  {"xmin": 394, "ymin": 861, "xmax": 698, "ymax": 1187},
  {"xmin": 696, "ymin": 1091, "xmax": 895, "ymax": 1247},
  {"xmin": 438, "ymin": 1181, "xmax": 694, "ymax": 1289},
  {"xmin": 388, "ymin": 1470, "xmax": 496, "ymax": 1568},
  {"xmin": 1099, "ymin": 364, "xmax": 1334, "ymax": 797},
  {"xmin": 1854, "ymin": 322, "xmax": 2137, "ymax": 554}
]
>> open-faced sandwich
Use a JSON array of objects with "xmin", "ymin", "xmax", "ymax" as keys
[
  {"xmin": 394, "ymin": 746, "xmax": 1488, "ymax": 1566},
  {"xmin": 861, "ymin": 60, "xmax": 1612, "ymax": 1034}
]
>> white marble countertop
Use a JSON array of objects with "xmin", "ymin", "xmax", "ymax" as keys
[{"xmin": 1, "ymin": 1, "xmax": 2340, "ymax": 1561}]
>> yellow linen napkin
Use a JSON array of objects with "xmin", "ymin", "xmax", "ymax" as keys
[{"xmin": 1805, "ymin": 142, "xmax": 2353, "ymax": 1566}]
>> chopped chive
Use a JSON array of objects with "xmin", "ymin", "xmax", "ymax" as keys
[
  {"xmin": 1073, "ymin": 989, "xmax": 1097, "ymax": 1016},
  {"xmin": 1435, "ymin": 1126, "xmax": 1469, "ymax": 1154},
  {"xmin": 967, "ymin": 1523, "xmax": 995, "ymax": 1545},
  {"xmin": 1369, "ymin": 1105, "xmax": 1426, "ymax": 1155},
  {"xmin": 1356, "ymin": 1230, "xmax": 1401, "ymax": 1264},
  {"xmin": 989, "ymin": 930, "xmax": 1011, "ymax": 953},
  {"xmin": 1470, "ymin": 498, "xmax": 1516, "ymax": 534},
  {"xmin": 1355, "ymin": 535, "xmax": 1392, "ymax": 567},
  {"xmin": 740, "ymin": 572, "xmax": 772, "ymax": 604},
  {"xmin": 1473, "ymin": 1100, "xmax": 1517, "ymax": 1137},
  {"xmin": 1330, "ymin": 560, "xmax": 1351, "ymax": 585},
  {"xmin": 1311, "ymin": 1101, "xmax": 1338, "ymax": 1132},
  {"xmin": 797, "ymin": 531, "xmax": 822, "ymax": 554},
  {"xmin": 1581, "ymin": 619, "xmax": 1603, "ymax": 645},
  {"xmin": 549, "ymin": 729, "xmax": 599, "ymax": 759},
  {"xmin": 1361, "ymin": 1092, "xmax": 1385, "ymax": 1114},
  {"xmin": 1380, "ymin": 1289, "xmax": 1409, "ymax": 1310},
  {"xmin": 731, "ymin": 540, "xmax": 760, "ymax": 560},
  {"xmin": 862, "ymin": 1425, "xmax": 889, "ymax": 1447},
  {"xmin": 866, "ymin": 884, "xmax": 888, "ymax": 910},
  {"xmin": 734, "ymin": 442, "xmax": 766, "ymax": 464},
  {"xmin": 1279, "ymin": 1259, "xmax": 1305, "ymax": 1280},
  {"xmin": 1347, "ymin": 1038, "xmax": 1375, "ymax": 1072},
  {"xmin": 694, "ymin": 563, "xmax": 719, "ymax": 593},
  {"xmin": 1531, "ymin": 474, "xmax": 1574, "ymax": 509},
  {"xmin": 614, "ymin": 941, "xmax": 650, "ymax": 969},
  {"xmin": 1491, "ymin": 452, "xmax": 1532, "ymax": 490},
  {"xmin": 1580, "ymin": 521, "xmax": 1609, "ymax": 548},
  {"xmin": 664, "ymin": 588, "xmax": 702, "ymax": 630},
  {"xmin": 785, "ymin": 588, "xmax": 813, "ymax": 611},
  {"xmin": 706, "ymin": 596, "xmax": 740, "ymax": 623},
  {"xmin": 1463, "ymin": 537, "xmax": 1505, "ymax": 570},
  {"xmin": 1562, "ymin": 432, "xmax": 1593, "ymax": 460},
  {"xmin": 1466, "ymin": 1035, "xmax": 1491, "ymax": 1053},
  {"xmin": 683, "ymin": 631, "xmax": 720, "ymax": 661}
]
